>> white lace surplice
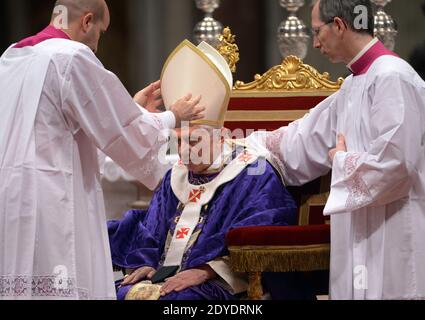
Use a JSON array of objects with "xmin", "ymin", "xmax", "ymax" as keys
[
  {"xmin": 0, "ymin": 39, "xmax": 173, "ymax": 300},
  {"xmin": 248, "ymin": 55, "xmax": 425, "ymax": 300}
]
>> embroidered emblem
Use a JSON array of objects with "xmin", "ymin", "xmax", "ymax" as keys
[
  {"xmin": 176, "ymin": 228, "xmax": 190, "ymax": 239},
  {"xmin": 187, "ymin": 187, "xmax": 205, "ymax": 204}
]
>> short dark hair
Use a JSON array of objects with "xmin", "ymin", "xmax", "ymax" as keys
[{"xmin": 319, "ymin": 0, "xmax": 375, "ymax": 36}]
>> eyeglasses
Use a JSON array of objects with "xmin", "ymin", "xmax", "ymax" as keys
[{"xmin": 311, "ymin": 19, "xmax": 335, "ymax": 37}]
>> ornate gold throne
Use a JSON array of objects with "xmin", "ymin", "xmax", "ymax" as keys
[{"xmin": 219, "ymin": 28, "xmax": 343, "ymax": 300}]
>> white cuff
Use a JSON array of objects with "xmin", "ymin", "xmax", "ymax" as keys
[
  {"xmin": 207, "ymin": 257, "xmax": 248, "ymax": 294},
  {"xmin": 135, "ymin": 103, "xmax": 176, "ymax": 129},
  {"xmin": 156, "ymin": 110, "xmax": 176, "ymax": 129}
]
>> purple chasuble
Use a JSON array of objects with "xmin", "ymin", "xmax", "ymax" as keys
[{"xmin": 108, "ymin": 159, "xmax": 301, "ymax": 300}]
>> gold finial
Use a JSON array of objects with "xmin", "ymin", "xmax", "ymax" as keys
[
  {"xmin": 217, "ymin": 27, "xmax": 240, "ymax": 73},
  {"xmin": 234, "ymin": 55, "xmax": 344, "ymax": 92}
]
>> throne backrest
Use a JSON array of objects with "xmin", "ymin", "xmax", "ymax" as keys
[
  {"xmin": 218, "ymin": 32, "xmax": 343, "ymax": 225},
  {"xmin": 226, "ymin": 55, "xmax": 343, "ymax": 132}
]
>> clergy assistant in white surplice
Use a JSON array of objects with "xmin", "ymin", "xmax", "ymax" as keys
[
  {"xmin": 0, "ymin": 0, "xmax": 203, "ymax": 300},
  {"xmin": 248, "ymin": 0, "xmax": 425, "ymax": 300}
]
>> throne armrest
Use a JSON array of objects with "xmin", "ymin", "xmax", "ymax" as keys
[
  {"xmin": 226, "ymin": 225, "xmax": 330, "ymax": 300},
  {"xmin": 226, "ymin": 225, "xmax": 330, "ymax": 273}
]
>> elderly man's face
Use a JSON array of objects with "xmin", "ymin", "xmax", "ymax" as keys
[
  {"xmin": 311, "ymin": 0, "xmax": 345, "ymax": 63},
  {"xmin": 174, "ymin": 126, "xmax": 224, "ymax": 174}
]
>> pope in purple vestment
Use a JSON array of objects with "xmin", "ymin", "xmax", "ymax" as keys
[{"xmin": 108, "ymin": 135, "xmax": 305, "ymax": 300}]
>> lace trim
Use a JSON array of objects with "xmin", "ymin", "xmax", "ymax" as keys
[
  {"xmin": 0, "ymin": 275, "xmax": 89, "ymax": 299},
  {"xmin": 141, "ymin": 124, "xmax": 169, "ymax": 178},
  {"xmin": 344, "ymin": 154, "xmax": 372, "ymax": 210},
  {"xmin": 265, "ymin": 130, "xmax": 286, "ymax": 170},
  {"xmin": 142, "ymin": 139, "xmax": 168, "ymax": 177},
  {"xmin": 140, "ymin": 153, "xmax": 157, "ymax": 177}
]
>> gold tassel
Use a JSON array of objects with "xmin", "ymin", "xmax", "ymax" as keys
[{"xmin": 228, "ymin": 245, "xmax": 330, "ymax": 273}]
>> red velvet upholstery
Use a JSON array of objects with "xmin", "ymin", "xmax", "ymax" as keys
[
  {"xmin": 225, "ymin": 96, "xmax": 328, "ymax": 133},
  {"xmin": 226, "ymin": 225, "xmax": 330, "ymax": 247},
  {"xmin": 229, "ymin": 96, "xmax": 326, "ymax": 111}
]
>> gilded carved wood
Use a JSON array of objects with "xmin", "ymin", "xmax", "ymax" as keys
[
  {"xmin": 217, "ymin": 28, "xmax": 343, "ymax": 92},
  {"xmin": 234, "ymin": 55, "xmax": 343, "ymax": 92}
]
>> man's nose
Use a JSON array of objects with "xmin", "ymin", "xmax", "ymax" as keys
[{"xmin": 313, "ymin": 36, "xmax": 321, "ymax": 49}]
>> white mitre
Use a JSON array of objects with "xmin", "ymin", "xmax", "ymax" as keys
[{"xmin": 161, "ymin": 40, "xmax": 233, "ymax": 128}]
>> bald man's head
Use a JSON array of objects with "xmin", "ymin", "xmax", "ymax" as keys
[
  {"xmin": 52, "ymin": 0, "xmax": 106, "ymax": 23},
  {"xmin": 51, "ymin": 0, "xmax": 110, "ymax": 53}
]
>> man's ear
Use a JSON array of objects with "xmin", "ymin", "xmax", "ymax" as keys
[
  {"xmin": 333, "ymin": 17, "xmax": 348, "ymax": 35},
  {"xmin": 81, "ymin": 13, "xmax": 94, "ymax": 33}
]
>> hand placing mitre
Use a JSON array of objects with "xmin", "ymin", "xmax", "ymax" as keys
[
  {"xmin": 170, "ymin": 94, "xmax": 205, "ymax": 128},
  {"xmin": 159, "ymin": 265, "xmax": 217, "ymax": 297},
  {"xmin": 329, "ymin": 134, "xmax": 347, "ymax": 161},
  {"xmin": 133, "ymin": 80, "xmax": 163, "ymax": 113},
  {"xmin": 119, "ymin": 266, "xmax": 156, "ymax": 288}
]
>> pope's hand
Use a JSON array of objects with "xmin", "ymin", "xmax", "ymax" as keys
[
  {"xmin": 160, "ymin": 266, "xmax": 216, "ymax": 297},
  {"xmin": 329, "ymin": 134, "xmax": 347, "ymax": 161},
  {"xmin": 119, "ymin": 266, "xmax": 156, "ymax": 287},
  {"xmin": 170, "ymin": 94, "xmax": 205, "ymax": 128},
  {"xmin": 133, "ymin": 80, "xmax": 163, "ymax": 113}
]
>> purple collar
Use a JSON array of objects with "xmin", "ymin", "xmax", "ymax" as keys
[
  {"xmin": 13, "ymin": 25, "xmax": 70, "ymax": 49},
  {"xmin": 348, "ymin": 40, "xmax": 399, "ymax": 76}
]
